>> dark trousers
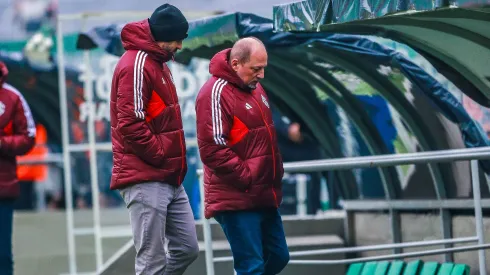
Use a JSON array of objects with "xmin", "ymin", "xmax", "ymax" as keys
[
  {"xmin": 0, "ymin": 200, "xmax": 14, "ymax": 275},
  {"xmin": 14, "ymin": 181, "xmax": 35, "ymax": 210},
  {"xmin": 307, "ymin": 172, "xmax": 322, "ymax": 214},
  {"xmin": 215, "ymin": 208, "xmax": 290, "ymax": 275}
]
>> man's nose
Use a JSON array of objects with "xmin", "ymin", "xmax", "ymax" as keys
[
  {"xmin": 257, "ymin": 70, "xmax": 265, "ymax": 79},
  {"xmin": 176, "ymin": 41, "xmax": 183, "ymax": 50}
]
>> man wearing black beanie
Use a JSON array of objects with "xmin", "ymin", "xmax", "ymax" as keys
[{"xmin": 109, "ymin": 4, "xmax": 198, "ymax": 275}]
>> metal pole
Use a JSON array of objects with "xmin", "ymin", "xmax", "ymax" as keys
[
  {"xmin": 199, "ymin": 172, "xmax": 215, "ymax": 275},
  {"xmin": 282, "ymin": 147, "xmax": 490, "ymax": 173},
  {"xmin": 287, "ymin": 243, "xmax": 490, "ymax": 265},
  {"xmin": 440, "ymin": 209, "xmax": 453, "ymax": 262},
  {"xmin": 296, "ymin": 174, "xmax": 307, "ymax": 217},
  {"xmin": 342, "ymin": 198, "xmax": 490, "ymax": 210},
  {"xmin": 213, "ymin": 236, "xmax": 478, "ymax": 262},
  {"xmin": 83, "ymin": 50, "xmax": 104, "ymax": 271},
  {"xmin": 56, "ymin": 17, "xmax": 77, "ymax": 275},
  {"xmin": 390, "ymin": 209, "xmax": 402, "ymax": 254},
  {"xmin": 471, "ymin": 160, "xmax": 487, "ymax": 275},
  {"xmin": 36, "ymin": 179, "xmax": 47, "ymax": 210}
]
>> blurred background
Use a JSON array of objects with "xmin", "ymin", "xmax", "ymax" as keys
[{"xmin": 2, "ymin": 0, "xmax": 490, "ymax": 274}]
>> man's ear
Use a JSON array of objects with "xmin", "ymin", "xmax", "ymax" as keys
[{"xmin": 230, "ymin": 59, "xmax": 239, "ymax": 72}]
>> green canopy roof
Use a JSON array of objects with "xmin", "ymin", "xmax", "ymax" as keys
[{"xmin": 273, "ymin": 0, "xmax": 490, "ymax": 107}]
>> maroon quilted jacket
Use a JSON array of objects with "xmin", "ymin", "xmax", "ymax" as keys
[
  {"xmin": 195, "ymin": 49, "xmax": 284, "ymax": 218},
  {"xmin": 110, "ymin": 19, "xmax": 187, "ymax": 190},
  {"xmin": 0, "ymin": 62, "xmax": 36, "ymax": 199}
]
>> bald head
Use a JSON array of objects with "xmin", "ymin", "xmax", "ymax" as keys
[
  {"xmin": 230, "ymin": 37, "xmax": 266, "ymax": 64},
  {"xmin": 229, "ymin": 37, "xmax": 268, "ymax": 90}
]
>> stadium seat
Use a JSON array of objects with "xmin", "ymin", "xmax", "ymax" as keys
[
  {"xmin": 346, "ymin": 261, "xmax": 470, "ymax": 275},
  {"xmin": 419, "ymin": 262, "xmax": 440, "ymax": 275},
  {"xmin": 450, "ymin": 264, "xmax": 470, "ymax": 275},
  {"xmin": 374, "ymin": 261, "xmax": 391, "ymax": 275},
  {"xmin": 403, "ymin": 260, "xmax": 424, "ymax": 275},
  {"xmin": 437, "ymin": 263, "xmax": 455, "ymax": 275},
  {"xmin": 347, "ymin": 263, "xmax": 365, "ymax": 275},
  {"xmin": 387, "ymin": 261, "xmax": 406, "ymax": 275},
  {"xmin": 361, "ymin": 262, "xmax": 379, "ymax": 275}
]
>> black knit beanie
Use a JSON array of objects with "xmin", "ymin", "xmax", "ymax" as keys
[{"xmin": 148, "ymin": 4, "xmax": 189, "ymax": 42}]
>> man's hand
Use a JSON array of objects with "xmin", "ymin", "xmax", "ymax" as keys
[{"xmin": 288, "ymin": 122, "xmax": 303, "ymax": 143}]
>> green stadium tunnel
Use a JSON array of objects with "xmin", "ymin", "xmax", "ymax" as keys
[
  {"xmin": 75, "ymin": 9, "xmax": 490, "ymax": 203},
  {"xmin": 3, "ymin": 0, "xmax": 490, "ymax": 204}
]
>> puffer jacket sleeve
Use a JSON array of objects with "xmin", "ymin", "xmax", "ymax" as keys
[
  {"xmin": 196, "ymin": 81, "xmax": 252, "ymax": 191},
  {"xmin": 0, "ymin": 93, "xmax": 35, "ymax": 156},
  {"xmin": 116, "ymin": 53, "xmax": 164, "ymax": 167}
]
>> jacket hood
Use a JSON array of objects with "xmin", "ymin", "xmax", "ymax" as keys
[
  {"xmin": 209, "ymin": 49, "xmax": 250, "ymax": 91},
  {"xmin": 121, "ymin": 19, "xmax": 172, "ymax": 63},
  {"xmin": 0, "ymin": 62, "xmax": 8, "ymax": 86}
]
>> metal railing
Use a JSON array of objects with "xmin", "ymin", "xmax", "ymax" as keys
[
  {"xmin": 17, "ymin": 153, "xmax": 63, "ymax": 165},
  {"xmin": 198, "ymin": 146, "xmax": 490, "ymax": 275}
]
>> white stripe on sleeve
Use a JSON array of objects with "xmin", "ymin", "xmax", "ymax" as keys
[
  {"xmin": 138, "ymin": 52, "xmax": 148, "ymax": 120},
  {"xmin": 133, "ymin": 51, "xmax": 142, "ymax": 119},
  {"xmin": 210, "ymin": 79, "xmax": 221, "ymax": 145},
  {"xmin": 215, "ymin": 79, "xmax": 227, "ymax": 145},
  {"xmin": 133, "ymin": 50, "xmax": 148, "ymax": 120},
  {"xmin": 3, "ymin": 83, "xmax": 36, "ymax": 138},
  {"xmin": 211, "ymin": 78, "xmax": 227, "ymax": 145}
]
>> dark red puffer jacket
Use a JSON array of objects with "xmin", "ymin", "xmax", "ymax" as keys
[
  {"xmin": 110, "ymin": 19, "xmax": 187, "ymax": 190},
  {"xmin": 0, "ymin": 62, "xmax": 36, "ymax": 199},
  {"xmin": 195, "ymin": 49, "xmax": 284, "ymax": 218}
]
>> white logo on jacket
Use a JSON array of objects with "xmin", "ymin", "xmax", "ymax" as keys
[
  {"xmin": 168, "ymin": 70, "xmax": 175, "ymax": 84},
  {"xmin": 0, "ymin": 101, "xmax": 5, "ymax": 116},
  {"xmin": 245, "ymin": 103, "xmax": 252, "ymax": 110},
  {"xmin": 261, "ymin": 94, "xmax": 269, "ymax": 108}
]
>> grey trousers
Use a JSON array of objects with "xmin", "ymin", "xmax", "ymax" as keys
[{"xmin": 120, "ymin": 182, "xmax": 199, "ymax": 275}]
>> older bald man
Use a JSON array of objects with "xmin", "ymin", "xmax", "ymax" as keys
[{"xmin": 195, "ymin": 37, "xmax": 290, "ymax": 275}]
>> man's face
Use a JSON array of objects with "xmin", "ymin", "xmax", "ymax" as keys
[
  {"xmin": 231, "ymin": 49, "xmax": 267, "ymax": 90},
  {"xmin": 156, "ymin": 40, "xmax": 183, "ymax": 55}
]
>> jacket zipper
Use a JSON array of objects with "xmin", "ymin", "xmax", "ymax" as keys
[
  {"xmin": 167, "ymin": 74, "xmax": 185, "ymax": 184},
  {"xmin": 251, "ymin": 95, "xmax": 278, "ymax": 207}
]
